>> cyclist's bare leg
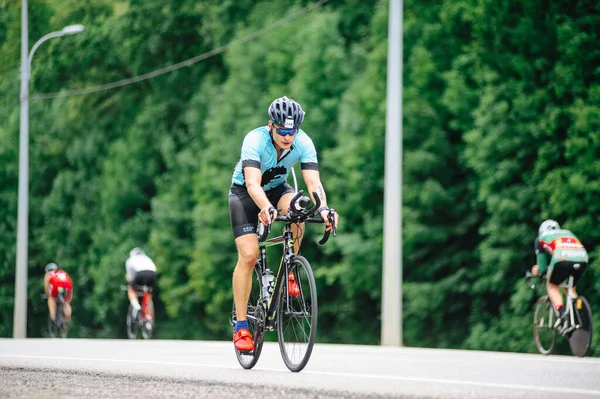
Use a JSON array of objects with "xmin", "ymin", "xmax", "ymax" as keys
[
  {"xmin": 546, "ymin": 278, "xmax": 563, "ymax": 311},
  {"xmin": 47, "ymin": 296, "xmax": 57, "ymax": 320},
  {"xmin": 125, "ymin": 274, "xmax": 139, "ymax": 306},
  {"xmin": 64, "ymin": 302, "xmax": 72, "ymax": 319},
  {"xmin": 278, "ymin": 193, "xmax": 304, "ymax": 253},
  {"xmin": 233, "ymin": 234, "xmax": 259, "ymax": 322}
]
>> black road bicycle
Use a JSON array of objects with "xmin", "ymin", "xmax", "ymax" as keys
[
  {"xmin": 231, "ymin": 191, "xmax": 336, "ymax": 372},
  {"xmin": 43, "ymin": 287, "xmax": 70, "ymax": 338},
  {"xmin": 526, "ymin": 268, "xmax": 593, "ymax": 357}
]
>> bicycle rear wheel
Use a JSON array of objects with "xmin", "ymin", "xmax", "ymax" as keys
[
  {"xmin": 277, "ymin": 255, "xmax": 317, "ymax": 372},
  {"xmin": 141, "ymin": 300, "xmax": 155, "ymax": 339},
  {"xmin": 533, "ymin": 296, "xmax": 556, "ymax": 355},
  {"xmin": 56, "ymin": 300, "xmax": 70, "ymax": 338},
  {"xmin": 48, "ymin": 315, "xmax": 58, "ymax": 338},
  {"xmin": 126, "ymin": 305, "xmax": 139, "ymax": 339},
  {"xmin": 569, "ymin": 296, "xmax": 593, "ymax": 357},
  {"xmin": 231, "ymin": 265, "xmax": 265, "ymax": 369}
]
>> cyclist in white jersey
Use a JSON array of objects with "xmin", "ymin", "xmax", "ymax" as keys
[
  {"xmin": 229, "ymin": 96, "xmax": 339, "ymax": 352},
  {"xmin": 125, "ymin": 248, "xmax": 157, "ymax": 316}
]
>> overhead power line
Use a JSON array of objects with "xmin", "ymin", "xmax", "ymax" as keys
[{"xmin": 31, "ymin": 0, "xmax": 328, "ymax": 101}]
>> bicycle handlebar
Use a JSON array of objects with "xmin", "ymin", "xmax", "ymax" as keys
[
  {"xmin": 524, "ymin": 270, "xmax": 546, "ymax": 289},
  {"xmin": 121, "ymin": 284, "xmax": 153, "ymax": 293},
  {"xmin": 257, "ymin": 190, "xmax": 337, "ymax": 245}
]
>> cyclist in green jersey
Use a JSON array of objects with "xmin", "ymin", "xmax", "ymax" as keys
[{"xmin": 531, "ymin": 219, "xmax": 589, "ymax": 324}]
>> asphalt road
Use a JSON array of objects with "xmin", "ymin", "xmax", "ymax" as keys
[{"xmin": 1, "ymin": 339, "xmax": 599, "ymax": 398}]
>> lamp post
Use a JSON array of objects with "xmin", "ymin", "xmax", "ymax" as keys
[
  {"xmin": 381, "ymin": 0, "xmax": 402, "ymax": 346},
  {"xmin": 14, "ymin": 0, "xmax": 84, "ymax": 338}
]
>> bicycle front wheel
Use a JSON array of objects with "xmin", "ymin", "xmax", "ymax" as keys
[
  {"xmin": 231, "ymin": 265, "xmax": 265, "ymax": 369},
  {"xmin": 569, "ymin": 296, "xmax": 593, "ymax": 357},
  {"xmin": 533, "ymin": 296, "xmax": 556, "ymax": 355},
  {"xmin": 277, "ymin": 255, "xmax": 317, "ymax": 372}
]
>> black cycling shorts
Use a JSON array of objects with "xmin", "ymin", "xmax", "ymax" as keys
[
  {"xmin": 130, "ymin": 270, "xmax": 157, "ymax": 290},
  {"xmin": 229, "ymin": 182, "xmax": 295, "ymax": 238},
  {"xmin": 549, "ymin": 261, "xmax": 587, "ymax": 286}
]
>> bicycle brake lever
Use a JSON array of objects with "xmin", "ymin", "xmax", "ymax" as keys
[{"xmin": 328, "ymin": 209, "xmax": 336, "ymax": 237}]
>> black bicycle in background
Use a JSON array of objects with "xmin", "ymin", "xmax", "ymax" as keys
[
  {"xmin": 231, "ymin": 190, "xmax": 336, "ymax": 372},
  {"xmin": 121, "ymin": 284, "xmax": 155, "ymax": 339},
  {"xmin": 526, "ymin": 269, "xmax": 593, "ymax": 357},
  {"xmin": 42, "ymin": 287, "xmax": 70, "ymax": 338}
]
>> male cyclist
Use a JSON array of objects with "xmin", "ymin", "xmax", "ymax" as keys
[
  {"xmin": 125, "ymin": 248, "xmax": 157, "ymax": 318},
  {"xmin": 229, "ymin": 96, "xmax": 339, "ymax": 352},
  {"xmin": 44, "ymin": 263, "xmax": 73, "ymax": 327},
  {"xmin": 531, "ymin": 219, "xmax": 589, "ymax": 326}
]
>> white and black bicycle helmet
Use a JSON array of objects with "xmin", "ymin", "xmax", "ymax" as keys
[
  {"xmin": 129, "ymin": 247, "xmax": 145, "ymax": 257},
  {"xmin": 268, "ymin": 96, "xmax": 305, "ymax": 129},
  {"xmin": 538, "ymin": 219, "xmax": 560, "ymax": 236},
  {"xmin": 45, "ymin": 262, "xmax": 58, "ymax": 273}
]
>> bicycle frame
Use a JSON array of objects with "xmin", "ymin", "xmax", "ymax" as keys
[
  {"xmin": 253, "ymin": 224, "xmax": 296, "ymax": 331},
  {"xmin": 134, "ymin": 285, "xmax": 153, "ymax": 321},
  {"xmin": 559, "ymin": 275, "xmax": 579, "ymax": 334},
  {"xmin": 56, "ymin": 288, "xmax": 67, "ymax": 320},
  {"xmin": 142, "ymin": 291, "xmax": 153, "ymax": 320},
  {"xmin": 528, "ymin": 270, "xmax": 582, "ymax": 334}
]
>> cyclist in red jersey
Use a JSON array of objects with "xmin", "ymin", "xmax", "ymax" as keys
[{"xmin": 44, "ymin": 263, "xmax": 73, "ymax": 326}]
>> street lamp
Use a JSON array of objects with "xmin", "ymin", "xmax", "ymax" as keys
[
  {"xmin": 381, "ymin": 0, "xmax": 402, "ymax": 346},
  {"xmin": 14, "ymin": 0, "xmax": 84, "ymax": 338}
]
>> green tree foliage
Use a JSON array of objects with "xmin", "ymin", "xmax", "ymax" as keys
[{"xmin": 0, "ymin": 0, "xmax": 598, "ymax": 357}]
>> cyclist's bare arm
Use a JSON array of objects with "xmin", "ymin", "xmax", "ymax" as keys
[
  {"xmin": 43, "ymin": 273, "xmax": 51, "ymax": 292},
  {"xmin": 302, "ymin": 169, "xmax": 338, "ymax": 231},
  {"xmin": 244, "ymin": 167, "xmax": 277, "ymax": 224},
  {"xmin": 302, "ymin": 169, "xmax": 328, "ymax": 207}
]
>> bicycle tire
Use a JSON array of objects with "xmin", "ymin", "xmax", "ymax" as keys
[
  {"xmin": 59, "ymin": 319, "xmax": 70, "ymax": 338},
  {"xmin": 277, "ymin": 255, "xmax": 317, "ymax": 372},
  {"xmin": 48, "ymin": 315, "xmax": 58, "ymax": 338},
  {"xmin": 569, "ymin": 296, "xmax": 593, "ymax": 357},
  {"xmin": 142, "ymin": 300, "xmax": 155, "ymax": 339},
  {"xmin": 126, "ymin": 305, "xmax": 139, "ymax": 339},
  {"xmin": 59, "ymin": 323, "xmax": 70, "ymax": 338},
  {"xmin": 533, "ymin": 295, "xmax": 556, "ymax": 355},
  {"xmin": 231, "ymin": 265, "xmax": 265, "ymax": 369},
  {"xmin": 57, "ymin": 299, "xmax": 71, "ymax": 338}
]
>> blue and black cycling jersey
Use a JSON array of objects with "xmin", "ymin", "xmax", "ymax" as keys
[{"xmin": 231, "ymin": 126, "xmax": 318, "ymax": 190}]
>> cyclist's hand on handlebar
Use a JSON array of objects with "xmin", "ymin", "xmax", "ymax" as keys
[
  {"xmin": 319, "ymin": 208, "xmax": 338, "ymax": 232},
  {"xmin": 531, "ymin": 265, "xmax": 539, "ymax": 276},
  {"xmin": 259, "ymin": 205, "xmax": 277, "ymax": 225}
]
